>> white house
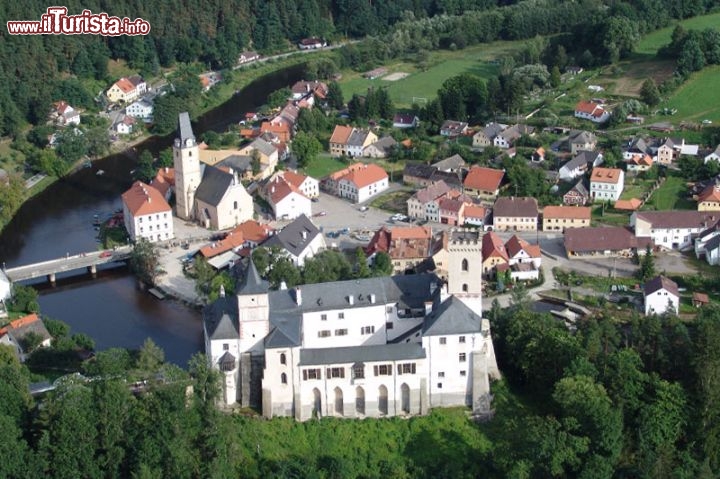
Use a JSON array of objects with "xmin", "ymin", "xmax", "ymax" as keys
[
  {"xmin": 643, "ymin": 275, "xmax": 679, "ymax": 316},
  {"xmin": 558, "ymin": 151, "xmax": 604, "ymax": 181},
  {"xmin": 336, "ymin": 163, "xmax": 389, "ymax": 204},
  {"xmin": 263, "ymin": 214, "xmax": 326, "ymax": 266},
  {"xmin": 106, "ymin": 75, "xmax": 147, "ymax": 103},
  {"xmin": 114, "ymin": 115, "xmax": 135, "ymax": 134},
  {"xmin": 504, "ymin": 235, "xmax": 541, "ymax": 281},
  {"xmin": 53, "ymin": 101, "xmax": 80, "ymax": 126},
  {"xmin": 126, "ymin": 99, "xmax": 154, "ymax": 120},
  {"xmin": 574, "ymin": 101, "xmax": 610, "ymax": 123},
  {"xmin": 121, "ymin": 181, "xmax": 174, "ymax": 243},
  {"xmin": 276, "ymin": 170, "xmax": 319, "ymax": 198},
  {"xmin": 695, "ymin": 220, "xmax": 720, "ymax": 261},
  {"xmin": 203, "ymin": 251, "xmax": 500, "ymax": 419},
  {"xmin": 703, "ymin": 236, "xmax": 720, "ymax": 265},
  {"xmin": 0, "ymin": 270, "xmax": 10, "ymax": 303},
  {"xmin": 632, "ymin": 210, "xmax": 718, "ymax": 250},
  {"xmin": 590, "ymin": 167, "xmax": 624, "ymax": 201},
  {"xmin": 705, "ymin": 145, "xmax": 720, "ymax": 164},
  {"xmin": 263, "ymin": 175, "xmax": 312, "ymax": 220},
  {"xmin": 393, "ymin": 114, "xmax": 419, "ymax": 129}
]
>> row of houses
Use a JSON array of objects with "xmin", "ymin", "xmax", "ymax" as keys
[{"xmin": 328, "ymin": 125, "xmax": 399, "ymax": 159}]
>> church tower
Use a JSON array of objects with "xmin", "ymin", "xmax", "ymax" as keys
[
  {"xmin": 237, "ymin": 258, "xmax": 270, "ymax": 354},
  {"xmin": 446, "ymin": 228, "xmax": 483, "ymax": 309},
  {"xmin": 174, "ymin": 112, "xmax": 201, "ymax": 220}
]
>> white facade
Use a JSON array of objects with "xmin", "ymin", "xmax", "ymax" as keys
[
  {"xmin": 174, "ymin": 114, "xmax": 202, "ymax": 221},
  {"xmin": 126, "ymin": 100, "xmax": 153, "ymax": 119},
  {"xmin": 0, "ymin": 270, "xmax": 10, "ymax": 302},
  {"xmin": 115, "ymin": 119, "xmax": 133, "ymax": 134},
  {"xmin": 295, "ymin": 176, "xmax": 319, "ymax": 198},
  {"xmin": 290, "ymin": 234, "xmax": 325, "ymax": 266},
  {"xmin": 123, "ymin": 208, "xmax": 174, "ymax": 243},
  {"xmin": 632, "ymin": 212, "xmax": 709, "ymax": 250},
  {"xmin": 338, "ymin": 177, "xmax": 388, "ymax": 204},
  {"xmin": 590, "ymin": 172, "xmax": 624, "ymax": 201},
  {"xmin": 273, "ymin": 191, "xmax": 312, "ymax": 220},
  {"xmin": 644, "ymin": 288, "xmax": 679, "ymax": 315}
]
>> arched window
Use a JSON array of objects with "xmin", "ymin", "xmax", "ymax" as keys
[
  {"xmin": 280, "ymin": 353, "xmax": 286, "ymax": 365},
  {"xmin": 461, "ymin": 258, "xmax": 469, "ymax": 271},
  {"xmin": 462, "ymin": 284, "xmax": 468, "ymax": 292},
  {"xmin": 281, "ymin": 373, "xmax": 287, "ymax": 384}
]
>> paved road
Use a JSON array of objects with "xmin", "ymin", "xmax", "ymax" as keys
[{"xmin": 233, "ymin": 41, "xmax": 358, "ymax": 72}]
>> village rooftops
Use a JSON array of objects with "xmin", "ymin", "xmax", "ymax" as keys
[
  {"xmin": 493, "ymin": 197, "xmax": 538, "ymax": 218},
  {"xmin": 505, "ymin": 235, "xmax": 541, "ymax": 259},
  {"xmin": 481, "ymin": 232, "xmax": 508, "ymax": 261},
  {"xmin": 590, "ymin": 167, "xmax": 623, "ymax": 184},
  {"xmin": 564, "ymin": 226, "xmax": 651, "ymax": 253},
  {"xmin": 340, "ymin": 163, "xmax": 388, "ymax": 188},
  {"xmin": 634, "ymin": 210, "xmax": 719, "ymax": 229},
  {"xmin": 121, "ymin": 181, "xmax": 171, "ymax": 216},
  {"xmin": 329, "ymin": 125, "xmax": 354, "ymax": 144},
  {"xmin": 463, "ymin": 166, "xmax": 505, "ymax": 192},
  {"xmin": 543, "ymin": 205, "xmax": 591, "ymax": 220},
  {"xmin": 644, "ymin": 275, "xmax": 679, "ymax": 297},
  {"xmin": 264, "ymin": 214, "xmax": 321, "ymax": 257},
  {"xmin": 413, "ymin": 181, "xmax": 453, "ymax": 203}
]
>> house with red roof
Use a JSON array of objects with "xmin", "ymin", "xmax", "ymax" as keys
[
  {"xmin": 365, "ymin": 225, "xmax": 433, "ymax": 273},
  {"xmin": 276, "ymin": 170, "xmax": 319, "ymax": 199},
  {"xmin": 0, "ymin": 313, "xmax": 52, "ymax": 361},
  {"xmin": 121, "ymin": 181, "xmax": 174, "ymax": 243},
  {"xmin": 481, "ymin": 232, "xmax": 508, "ymax": 277},
  {"xmin": 262, "ymin": 175, "xmax": 312, "ymax": 220},
  {"xmin": 574, "ymin": 101, "xmax": 610, "ymax": 123},
  {"xmin": 697, "ymin": 184, "xmax": 720, "ymax": 211},
  {"xmin": 463, "ymin": 166, "xmax": 505, "ymax": 200},
  {"xmin": 52, "ymin": 101, "xmax": 80, "ymax": 126},
  {"xmin": 199, "ymin": 220, "xmax": 274, "ymax": 264},
  {"xmin": 152, "ymin": 167, "xmax": 175, "ymax": 202},
  {"xmin": 325, "ymin": 162, "xmax": 389, "ymax": 203},
  {"xmin": 106, "ymin": 75, "xmax": 147, "ymax": 103},
  {"xmin": 505, "ymin": 235, "xmax": 542, "ymax": 280}
]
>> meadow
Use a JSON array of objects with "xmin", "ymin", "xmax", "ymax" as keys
[
  {"xmin": 664, "ymin": 65, "xmax": 720, "ymax": 123},
  {"xmin": 635, "ymin": 12, "xmax": 720, "ymax": 56},
  {"xmin": 338, "ymin": 41, "xmax": 523, "ymax": 107},
  {"xmin": 302, "ymin": 153, "xmax": 348, "ymax": 178}
]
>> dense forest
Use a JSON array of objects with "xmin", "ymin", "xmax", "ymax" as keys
[
  {"xmin": 2, "ymin": 0, "xmax": 720, "ymax": 137},
  {"xmin": 4, "ymin": 290, "xmax": 720, "ymax": 477}
]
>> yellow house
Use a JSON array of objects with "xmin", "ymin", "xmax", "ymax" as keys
[
  {"xmin": 698, "ymin": 184, "xmax": 720, "ymax": 211},
  {"xmin": 106, "ymin": 75, "xmax": 146, "ymax": 103},
  {"xmin": 542, "ymin": 205, "xmax": 592, "ymax": 231}
]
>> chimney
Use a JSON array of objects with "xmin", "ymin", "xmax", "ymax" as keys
[
  {"xmin": 302, "ymin": 231, "xmax": 308, "ymax": 240},
  {"xmin": 295, "ymin": 287, "xmax": 302, "ymax": 306},
  {"xmin": 348, "ymin": 295, "xmax": 354, "ymax": 305},
  {"xmin": 280, "ymin": 281, "xmax": 287, "ymax": 290},
  {"xmin": 369, "ymin": 293, "xmax": 376, "ymax": 304},
  {"xmin": 219, "ymin": 284, "xmax": 225, "ymax": 298}
]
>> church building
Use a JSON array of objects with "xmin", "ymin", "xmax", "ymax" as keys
[
  {"xmin": 203, "ymin": 229, "xmax": 499, "ymax": 420},
  {"xmin": 174, "ymin": 112, "xmax": 254, "ymax": 230}
]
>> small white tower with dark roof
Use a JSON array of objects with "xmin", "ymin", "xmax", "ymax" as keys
[{"xmin": 174, "ymin": 112, "xmax": 201, "ymax": 220}]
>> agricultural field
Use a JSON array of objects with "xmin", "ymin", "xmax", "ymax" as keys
[
  {"xmin": 338, "ymin": 41, "xmax": 522, "ymax": 107},
  {"xmin": 302, "ymin": 153, "xmax": 348, "ymax": 178},
  {"xmin": 635, "ymin": 12, "xmax": 720, "ymax": 56},
  {"xmin": 642, "ymin": 175, "xmax": 695, "ymax": 210},
  {"xmin": 664, "ymin": 65, "xmax": 720, "ymax": 124}
]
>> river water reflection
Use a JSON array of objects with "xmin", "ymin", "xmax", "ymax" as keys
[{"xmin": 0, "ymin": 64, "xmax": 305, "ymax": 366}]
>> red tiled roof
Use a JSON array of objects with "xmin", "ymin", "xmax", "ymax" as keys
[
  {"xmin": 575, "ymin": 101, "xmax": 606, "ymax": 117},
  {"xmin": 0, "ymin": 313, "xmax": 40, "ymax": 336},
  {"xmin": 235, "ymin": 220, "xmax": 274, "ymax": 244},
  {"xmin": 121, "ymin": 181, "xmax": 171, "ymax": 217},
  {"xmin": 493, "ymin": 197, "xmax": 538, "ymax": 218},
  {"xmin": 481, "ymin": 232, "xmax": 508, "ymax": 262},
  {"xmin": 463, "ymin": 204, "xmax": 486, "ymax": 219},
  {"xmin": 464, "ymin": 166, "xmax": 505, "ymax": 192},
  {"xmin": 627, "ymin": 154, "xmax": 653, "ymax": 167},
  {"xmin": 693, "ymin": 292, "xmax": 710, "ymax": 304},
  {"xmin": 590, "ymin": 167, "xmax": 623, "ymax": 184},
  {"xmin": 564, "ymin": 226, "xmax": 652, "ymax": 253},
  {"xmin": 200, "ymin": 231, "xmax": 246, "ymax": 258},
  {"xmin": 614, "ymin": 198, "xmax": 642, "ymax": 211},
  {"xmin": 266, "ymin": 176, "xmax": 307, "ymax": 204},
  {"xmin": 330, "ymin": 125, "xmax": 353, "ymax": 145},
  {"xmin": 699, "ymin": 184, "xmax": 720, "ymax": 203},
  {"xmin": 113, "ymin": 77, "xmax": 136, "ymax": 93},
  {"xmin": 543, "ymin": 205, "xmax": 591, "ymax": 220},
  {"xmin": 340, "ymin": 163, "xmax": 388, "ymax": 189},
  {"xmin": 366, "ymin": 226, "xmax": 432, "ymax": 260},
  {"xmin": 199, "ymin": 220, "xmax": 273, "ymax": 258},
  {"xmin": 282, "ymin": 170, "xmax": 310, "ymax": 189},
  {"xmin": 391, "ymin": 226, "xmax": 432, "ymax": 240},
  {"xmin": 505, "ymin": 235, "xmax": 541, "ymax": 259},
  {"xmin": 151, "ymin": 167, "xmax": 175, "ymax": 198}
]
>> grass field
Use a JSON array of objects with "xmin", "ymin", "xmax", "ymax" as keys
[
  {"xmin": 663, "ymin": 65, "xmax": 720, "ymax": 123},
  {"xmin": 619, "ymin": 178, "xmax": 653, "ymax": 201},
  {"xmin": 642, "ymin": 175, "xmax": 695, "ymax": 210},
  {"xmin": 302, "ymin": 153, "xmax": 348, "ymax": 178},
  {"xmin": 338, "ymin": 41, "xmax": 523, "ymax": 107},
  {"xmin": 635, "ymin": 12, "xmax": 720, "ymax": 56}
]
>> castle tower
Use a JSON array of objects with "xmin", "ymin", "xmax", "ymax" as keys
[
  {"xmin": 236, "ymin": 258, "xmax": 270, "ymax": 354},
  {"xmin": 446, "ymin": 228, "xmax": 483, "ymax": 309},
  {"xmin": 173, "ymin": 112, "xmax": 201, "ymax": 220}
]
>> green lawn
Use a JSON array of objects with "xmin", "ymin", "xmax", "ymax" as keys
[
  {"xmin": 664, "ymin": 65, "xmax": 720, "ymax": 123},
  {"xmin": 619, "ymin": 178, "xmax": 653, "ymax": 201},
  {"xmin": 302, "ymin": 153, "xmax": 348, "ymax": 178},
  {"xmin": 642, "ymin": 175, "xmax": 695, "ymax": 210},
  {"xmin": 635, "ymin": 12, "xmax": 720, "ymax": 56},
  {"xmin": 338, "ymin": 41, "xmax": 523, "ymax": 107},
  {"xmin": 592, "ymin": 205, "xmax": 631, "ymax": 227}
]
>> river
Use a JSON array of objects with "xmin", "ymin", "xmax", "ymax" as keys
[{"xmin": 0, "ymin": 64, "xmax": 305, "ymax": 367}]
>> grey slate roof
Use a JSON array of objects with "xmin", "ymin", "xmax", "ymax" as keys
[
  {"xmin": 644, "ymin": 275, "xmax": 679, "ymax": 297},
  {"xmin": 178, "ymin": 112, "xmax": 195, "ymax": 142},
  {"xmin": 268, "ymin": 274, "xmax": 441, "ymax": 315},
  {"xmin": 482, "ymin": 122, "xmax": 505, "ymax": 140},
  {"xmin": 203, "ymin": 297, "xmax": 239, "ymax": 340},
  {"xmin": 265, "ymin": 311, "xmax": 302, "ymax": 348},
  {"xmin": 347, "ymin": 129, "xmax": 370, "ymax": 147},
  {"xmin": 218, "ymin": 155, "xmax": 253, "ymax": 173},
  {"xmin": 250, "ymin": 137, "xmax": 276, "ymax": 156},
  {"xmin": 704, "ymin": 234, "xmax": 720, "ymax": 252},
  {"xmin": 263, "ymin": 214, "xmax": 321, "ymax": 257},
  {"xmin": 403, "ymin": 163, "xmax": 437, "ymax": 180},
  {"xmin": 236, "ymin": 258, "xmax": 269, "ymax": 295},
  {"xmin": 433, "ymin": 154, "xmax": 466, "ymax": 172},
  {"xmin": 367, "ymin": 136, "xmax": 397, "ymax": 154},
  {"xmin": 299, "ymin": 343, "xmax": 425, "ymax": 365},
  {"xmin": 422, "ymin": 296, "xmax": 482, "ymax": 336},
  {"xmin": 568, "ymin": 130, "xmax": 596, "ymax": 145},
  {"xmin": 194, "ymin": 166, "xmax": 233, "ymax": 207}
]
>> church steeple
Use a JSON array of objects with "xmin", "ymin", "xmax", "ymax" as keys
[
  {"xmin": 237, "ymin": 257, "xmax": 269, "ymax": 295},
  {"xmin": 236, "ymin": 257, "xmax": 270, "ymax": 353},
  {"xmin": 173, "ymin": 112, "xmax": 201, "ymax": 221}
]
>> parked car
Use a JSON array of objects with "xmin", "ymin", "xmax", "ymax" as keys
[
  {"xmin": 359, "ymin": 206, "xmax": 368, "ymax": 212},
  {"xmin": 314, "ymin": 211, "xmax": 327, "ymax": 217},
  {"xmin": 99, "ymin": 251, "xmax": 112, "ymax": 258}
]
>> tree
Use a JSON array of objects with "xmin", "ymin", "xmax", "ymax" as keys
[
  {"xmin": 267, "ymin": 87, "xmax": 291, "ymax": 109},
  {"xmin": 130, "ymin": 238, "xmax": 163, "ymax": 286},
  {"xmin": 292, "ymin": 131, "xmax": 322, "ymax": 167},
  {"xmin": 9, "ymin": 284, "xmax": 39, "ymax": 313},
  {"xmin": 251, "ymin": 150, "xmax": 262, "ymax": 176},
  {"xmin": 354, "ymin": 248, "xmax": 371, "ymax": 279},
  {"xmin": 550, "ymin": 65, "xmax": 561, "ymax": 88},
  {"xmin": 85, "ymin": 126, "xmax": 111, "ymax": 159},
  {"xmin": 158, "ymin": 148, "xmax": 174, "ymax": 168},
  {"xmin": 135, "ymin": 150, "xmax": 156, "ymax": 183},
  {"xmin": 371, "ymin": 251, "xmax": 393, "ymax": 276},
  {"xmin": 192, "ymin": 257, "xmax": 216, "ymax": 297},
  {"xmin": 640, "ymin": 78, "xmax": 661, "ymax": 107},
  {"xmin": 55, "ymin": 129, "xmax": 88, "ymax": 168},
  {"xmin": 137, "ymin": 338, "xmax": 165, "ymax": 372},
  {"xmin": 638, "ymin": 245, "xmax": 656, "ymax": 282},
  {"xmin": 694, "ymin": 306, "xmax": 720, "ymax": 470},
  {"xmin": 327, "ymin": 81, "xmax": 344, "ymax": 109}
]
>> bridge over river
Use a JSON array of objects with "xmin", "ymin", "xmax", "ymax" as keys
[{"xmin": 4, "ymin": 245, "xmax": 133, "ymax": 283}]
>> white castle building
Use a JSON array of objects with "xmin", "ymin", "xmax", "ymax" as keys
[{"xmin": 203, "ymin": 230, "xmax": 500, "ymax": 420}]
